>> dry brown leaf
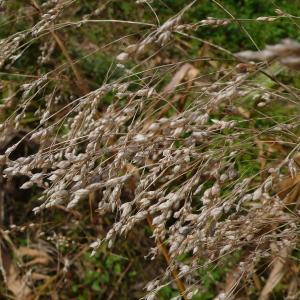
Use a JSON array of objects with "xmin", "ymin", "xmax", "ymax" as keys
[
  {"xmin": 6, "ymin": 263, "xmax": 32, "ymax": 300},
  {"xmin": 156, "ymin": 63, "xmax": 199, "ymax": 117},
  {"xmin": 198, "ymin": 42, "xmax": 210, "ymax": 58},
  {"xmin": 30, "ymin": 272, "xmax": 50, "ymax": 281},
  {"xmin": 213, "ymin": 265, "xmax": 243, "ymax": 299},
  {"xmin": 162, "ymin": 63, "xmax": 196, "ymax": 94},
  {"xmin": 24, "ymin": 257, "xmax": 50, "ymax": 267},
  {"xmin": 287, "ymin": 276, "xmax": 299, "ymax": 300},
  {"xmin": 1, "ymin": 232, "xmax": 32, "ymax": 299},
  {"xmin": 16, "ymin": 246, "xmax": 51, "ymax": 267},
  {"xmin": 263, "ymin": 141, "xmax": 287, "ymax": 154},
  {"xmin": 258, "ymin": 247, "xmax": 289, "ymax": 300},
  {"xmin": 276, "ymin": 173, "xmax": 300, "ymax": 203},
  {"xmin": 186, "ymin": 66, "xmax": 199, "ymax": 82},
  {"xmin": 237, "ymin": 106, "xmax": 251, "ymax": 119},
  {"xmin": 17, "ymin": 246, "xmax": 50, "ymax": 259}
]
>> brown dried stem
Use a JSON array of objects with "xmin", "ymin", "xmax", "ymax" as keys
[
  {"xmin": 50, "ymin": 30, "xmax": 90, "ymax": 95},
  {"xmin": 146, "ymin": 216, "xmax": 188, "ymax": 300}
]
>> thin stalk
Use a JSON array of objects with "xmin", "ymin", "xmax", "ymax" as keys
[{"xmin": 146, "ymin": 216, "xmax": 187, "ymax": 300}]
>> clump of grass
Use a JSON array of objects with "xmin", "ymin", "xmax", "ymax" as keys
[{"xmin": 0, "ymin": 1, "xmax": 300, "ymax": 299}]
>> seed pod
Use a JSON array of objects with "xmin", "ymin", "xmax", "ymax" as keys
[
  {"xmin": 253, "ymin": 187, "xmax": 262, "ymax": 201},
  {"xmin": 116, "ymin": 52, "xmax": 128, "ymax": 62}
]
